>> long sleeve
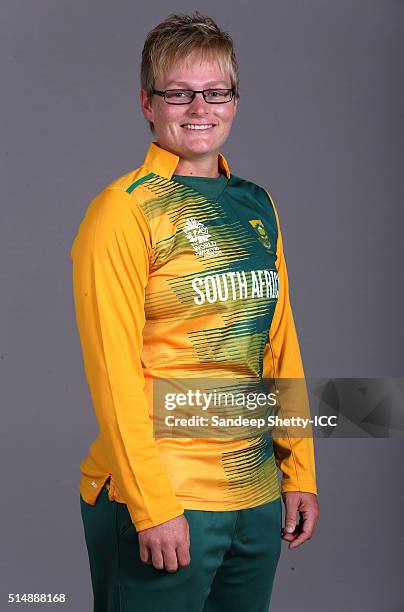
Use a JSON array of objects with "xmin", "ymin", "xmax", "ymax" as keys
[
  {"xmin": 262, "ymin": 192, "xmax": 318, "ymax": 495},
  {"xmin": 70, "ymin": 187, "xmax": 184, "ymax": 530}
]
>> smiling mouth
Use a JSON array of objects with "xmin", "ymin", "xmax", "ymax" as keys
[{"xmin": 181, "ymin": 124, "xmax": 216, "ymax": 130}]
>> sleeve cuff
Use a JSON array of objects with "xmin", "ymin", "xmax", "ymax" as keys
[{"xmin": 129, "ymin": 503, "xmax": 185, "ymax": 532}]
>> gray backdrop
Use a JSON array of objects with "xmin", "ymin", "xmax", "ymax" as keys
[{"xmin": 2, "ymin": 1, "xmax": 403, "ymax": 611}]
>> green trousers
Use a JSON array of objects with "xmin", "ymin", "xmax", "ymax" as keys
[{"xmin": 80, "ymin": 481, "xmax": 282, "ymax": 612}]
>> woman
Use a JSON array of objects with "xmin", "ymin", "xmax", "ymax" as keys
[{"xmin": 71, "ymin": 11, "xmax": 319, "ymax": 612}]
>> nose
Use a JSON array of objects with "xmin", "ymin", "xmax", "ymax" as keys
[{"xmin": 189, "ymin": 92, "xmax": 209, "ymax": 113}]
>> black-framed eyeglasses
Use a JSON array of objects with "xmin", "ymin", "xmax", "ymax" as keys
[{"xmin": 152, "ymin": 88, "xmax": 234, "ymax": 105}]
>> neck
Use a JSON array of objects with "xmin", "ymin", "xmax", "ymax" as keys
[{"xmin": 174, "ymin": 152, "xmax": 220, "ymax": 178}]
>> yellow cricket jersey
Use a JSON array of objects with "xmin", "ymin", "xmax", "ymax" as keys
[{"xmin": 70, "ymin": 141, "xmax": 317, "ymax": 531}]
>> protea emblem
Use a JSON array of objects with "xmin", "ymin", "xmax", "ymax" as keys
[{"xmin": 248, "ymin": 219, "xmax": 271, "ymax": 251}]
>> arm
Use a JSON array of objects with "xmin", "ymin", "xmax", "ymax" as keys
[
  {"xmin": 262, "ymin": 191, "xmax": 317, "ymax": 495},
  {"xmin": 71, "ymin": 187, "xmax": 184, "ymax": 532},
  {"xmin": 262, "ymin": 192, "xmax": 319, "ymax": 548}
]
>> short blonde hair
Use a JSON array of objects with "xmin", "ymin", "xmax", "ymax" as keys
[{"xmin": 140, "ymin": 11, "xmax": 240, "ymax": 133}]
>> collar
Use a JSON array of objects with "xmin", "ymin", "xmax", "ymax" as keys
[{"xmin": 142, "ymin": 141, "xmax": 231, "ymax": 180}]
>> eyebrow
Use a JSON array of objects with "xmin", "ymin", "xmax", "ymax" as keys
[{"xmin": 164, "ymin": 80, "xmax": 230, "ymax": 88}]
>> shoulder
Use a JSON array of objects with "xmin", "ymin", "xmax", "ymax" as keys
[
  {"xmin": 83, "ymin": 160, "xmax": 153, "ymax": 222},
  {"xmin": 103, "ymin": 162, "xmax": 150, "ymax": 193},
  {"xmin": 70, "ymin": 165, "xmax": 152, "ymax": 260},
  {"xmin": 83, "ymin": 158, "xmax": 153, "ymax": 214}
]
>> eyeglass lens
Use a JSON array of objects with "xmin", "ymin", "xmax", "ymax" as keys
[{"xmin": 164, "ymin": 89, "xmax": 233, "ymax": 104}]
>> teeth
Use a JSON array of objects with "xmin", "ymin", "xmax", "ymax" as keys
[{"xmin": 182, "ymin": 124, "xmax": 214, "ymax": 130}]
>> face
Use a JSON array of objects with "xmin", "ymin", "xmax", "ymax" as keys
[{"xmin": 140, "ymin": 53, "xmax": 238, "ymax": 162}]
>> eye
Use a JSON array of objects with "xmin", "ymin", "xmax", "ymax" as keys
[
  {"xmin": 204, "ymin": 89, "xmax": 233, "ymax": 102},
  {"xmin": 166, "ymin": 90, "xmax": 193, "ymax": 99}
]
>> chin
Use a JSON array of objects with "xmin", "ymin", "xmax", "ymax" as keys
[{"xmin": 183, "ymin": 140, "xmax": 220, "ymax": 155}]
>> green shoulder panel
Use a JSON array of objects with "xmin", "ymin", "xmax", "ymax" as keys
[{"xmin": 126, "ymin": 172, "xmax": 156, "ymax": 194}]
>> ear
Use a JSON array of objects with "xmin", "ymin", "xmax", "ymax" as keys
[
  {"xmin": 140, "ymin": 88, "xmax": 154, "ymax": 123},
  {"xmin": 233, "ymin": 95, "xmax": 239, "ymax": 116}
]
